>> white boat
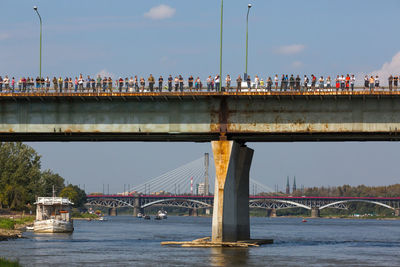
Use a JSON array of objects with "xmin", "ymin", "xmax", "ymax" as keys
[
  {"xmin": 137, "ymin": 213, "xmax": 143, "ymax": 218},
  {"xmin": 99, "ymin": 217, "xmax": 108, "ymax": 221},
  {"xmin": 33, "ymin": 196, "xmax": 74, "ymax": 233},
  {"xmin": 158, "ymin": 210, "xmax": 167, "ymax": 219}
]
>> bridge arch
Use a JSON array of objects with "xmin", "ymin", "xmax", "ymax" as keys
[
  {"xmin": 319, "ymin": 200, "xmax": 395, "ymax": 210},
  {"xmin": 86, "ymin": 198, "xmax": 135, "ymax": 208},
  {"xmin": 249, "ymin": 199, "xmax": 311, "ymax": 210},
  {"xmin": 141, "ymin": 198, "xmax": 212, "ymax": 210}
]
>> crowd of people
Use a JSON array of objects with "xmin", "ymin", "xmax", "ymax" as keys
[{"xmin": 0, "ymin": 74, "xmax": 396, "ymax": 93}]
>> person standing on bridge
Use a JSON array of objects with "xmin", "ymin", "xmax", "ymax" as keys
[
  {"xmin": 174, "ymin": 76, "xmax": 179, "ymax": 91},
  {"xmin": 179, "ymin": 75, "xmax": 184, "ymax": 92},
  {"xmin": 364, "ymin": 75, "xmax": 369, "ymax": 90},
  {"xmin": 389, "ymin": 75, "xmax": 393, "ymax": 91},
  {"xmin": 168, "ymin": 75, "xmax": 173, "ymax": 92},
  {"xmin": 246, "ymin": 75, "xmax": 251, "ymax": 90},
  {"xmin": 108, "ymin": 77, "xmax": 113, "ymax": 92},
  {"xmin": 369, "ymin": 76, "xmax": 375, "ymax": 92},
  {"xmin": 267, "ymin": 77, "xmax": 272, "ymax": 92},
  {"xmin": 86, "ymin": 76, "xmax": 91, "ymax": 92},
  {"xmin": 134, "ymin": 76, "xmax": 139, "ymax": 92},
  {"xmin": 226, "ymin": 75, "xmax": 231, "ymax": 91},
  {"xmin": 158, "ymin": 75, "xmax": 163, "ymax": 92},
  {"xmin": 148, "ymin": 74, "xmax": 155, "ymax": 92},
  {"xmin": 140, "ymin": 77, "xmax": 145, "ymax": 92},
  {"xmin": 345, "ymin": 74, "xmax": 350, "ymax": 91},
  {"xmin": 350, "ymin": 75, "xmax": 355, "ymax": 91},
  {"xmin": 128, "ymin": 77, "xmax": 134, "ymax": 92},
  {"xmin": 375, "ymin": 75, "xmax": 380, "ymax": 89},
  {"xmin": 394, "ymin": 75, "xmax": 398, "ymax": 90},
  {"xmin": 195, "ymin": 77, "xmax": 201, "ymax": 91},
  {"xmin": 215, "ymin": 75, "xmax": 220, "ymax": 91},
  {"xmin": 58, "ymin": 77, "xmax": 63, "ymax": 92},
  {"xmin": 52, "ymin": 77, "xmax": 57, "ymax": 92},
  {"xmin": 188, "ymin": 75, "xmax": 194, "ymax": 91},
  {"xmin": 207, "ymin": 76, "xmax": 212, "ymax": 91},
  {"xmin": 96, "ymin": 75, "xmax": 102, "ymax": 92},
  {"xmin": 303, "ymin": 75, "xmax": 308, "ymax": 91},
  {"xmin": 236, "ymin": 75, "xmax": 242, "ymax": 92}
]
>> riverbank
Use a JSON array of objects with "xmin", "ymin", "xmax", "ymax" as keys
[
  {"xmin": 0, "ymin": 216, "xmax": 34, "ymax": 241},
  {"xmin": 0, "ymin": 258, "xmax": 21, "ymax": 267}
]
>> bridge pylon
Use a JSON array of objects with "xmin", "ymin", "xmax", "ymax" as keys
[
  {"xmin": 211, "ymin": 140, "xmax": 253, "ymax": 242},
  {"xmin": 311, "ymin": 207, "xmax": 320, "ymax": 218},
  {"xmin": 109, "ymin": 207, "xmax": 118, "ymax": 216},
  {"xmin": 395, "ymin": 208, "xmax": 400, "ymax": 217}
]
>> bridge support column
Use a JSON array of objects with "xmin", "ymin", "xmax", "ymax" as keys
[
  {"xmin": 311, "ymin": 208, "xmax": 320, "ymax": 218},
  {"xmin": 395, "ymin": 208, "xmax": 400, "ymax": 217},
  {"xmin": 189, "ymin": 208, "xmax": 198, "ymax": 217},
  {"xmin": 109, "ymin": 207, "xmax": 117, "ymax": 216},
  {"xmin": 205, "ymin": 208, "xmax": 211, "ymax": 215},
  {"xmin": 271, "ymin": 208, "xmax": 277, "ymax": 217},
  {"xmin": 211, "ymin": 140, "xmax": 254, "ymax": 242},
  {"xmin": 133, "ymin": 197, "xmax": 140, "ymax": 217}
]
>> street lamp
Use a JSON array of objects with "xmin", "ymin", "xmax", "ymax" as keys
[
  {"xmin": 219, "ymin": 0, "xmax": 224, "ymax": 92},
  {"xmin": 244, "ymin": 4, "xmax": 252, "ymax": 81},
  {"xmin": 33, "ymin": 6, "xmax": 42, "ymax": 79}
]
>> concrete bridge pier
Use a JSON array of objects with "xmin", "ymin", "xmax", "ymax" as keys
[
  {"xmin": 133, "ymin": 197, "xmax": 141, "ymax": 216},
  {"xmin": 189, "ymin": 208, "xmax": 198, "ymax": 216},
  {"xmin": 266, "ymin": 208, "xmax": 277, "ymax": 217},
  {"xmin": 211, "ymin": 140, "xmax": 254, "ymax": 242},
  {"xmin": 311, "ymin": 207, "xmax": 320, "ymax": 218},
  {"xmin": 109, "ymin": 207, "xmax": 118, "ymax": 216},
  {"xmin": 395, "ymin": 208, "xmax": 400, "ymax": 217},
  {"xmin": 205, "ymin": 208, "xmax": 211, "ymax": 215}
]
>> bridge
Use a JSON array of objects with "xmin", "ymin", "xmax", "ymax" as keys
[
  {"xmin": 3, "ymin": 92, "xmax": 400, "ymax": 242},
  {"xmin": 86, "ymin": 195, "xmax": 400, "ymax": 218}
]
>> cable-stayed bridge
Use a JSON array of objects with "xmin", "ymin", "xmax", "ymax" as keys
[
  {"xmin": 86, "ymin": 154, "xmax": 400, "ymax": 218},
  {"xmin": 124, "ymin": 154, "xmax": 273, "ymax": 196}
]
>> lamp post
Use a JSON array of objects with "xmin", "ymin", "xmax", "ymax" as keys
[
  {"xmin": 244, "ymin": 4, "xmax": 252, "ymax": 81},
  {"xmin": 33, "ymin": 6, "xmax": 42, "ymax": 79},
  {"xmin": 219, "ymin": 0, "xmax": 224, "ymax": 92}
]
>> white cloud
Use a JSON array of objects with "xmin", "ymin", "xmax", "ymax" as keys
[
  {"xmin": 291, "ymin": 61, "xmax": 303, "ymax": 68},
  {"xmin": 369, "ymin": 51, "xmax": 400, "ymax": 78},
  {"xmin": 275, "ymin": 44, "xmax": 305, "ymax": 55},
  {"xmin": 144, "ymin": 5, "xmax": 176, "ymax": 20}
]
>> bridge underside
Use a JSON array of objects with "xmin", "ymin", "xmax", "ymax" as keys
[{"xmin": 1, "ymin": 94, "xmax": 400, "ymax": 142}]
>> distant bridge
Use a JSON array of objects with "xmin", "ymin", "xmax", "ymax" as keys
[{"xmin": 86, "ymin": 195, "xmax": 400, "ymax": 217}]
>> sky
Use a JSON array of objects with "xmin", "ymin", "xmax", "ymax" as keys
[{"xmin": 2, "ymin": 0, "xmax": 400, "ymax": 193}]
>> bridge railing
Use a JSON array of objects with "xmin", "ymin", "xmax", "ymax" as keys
[{"xmin": 1, "ymin": 85, "xmax": 400, "ymax": 96}]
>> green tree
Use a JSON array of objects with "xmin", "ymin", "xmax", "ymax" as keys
[
  {"xmin": 39, "ymin": 170, "xmax": 65, "ymax": 197},
  {"xmin": 60, "ymin": 185, "xmax": 87, "ymax": 208},
  {"xmin": 0, "ymin": 143, "xmax": 41, "ymax": 209}
]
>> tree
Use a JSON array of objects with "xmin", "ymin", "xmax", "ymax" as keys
[
  {"xmin": 39, "ymin": 170, "xmax": 65, "ymax": 197},
  {"xmin": 0, "ymin": 142, "xmax": 41, "ymax": 209},
  {"xmin": 60, "ymin": 185, "xmax": 87, "ymax": 208}
]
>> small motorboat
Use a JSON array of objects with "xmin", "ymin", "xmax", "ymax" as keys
[
  {"xmin": 144, "ymin": 215, "xmax": 150, "ymax": 220},
  {"xmin": 99, "ymin": 217, "xmax": 108, "ymax": 221},
  {"xmin": 302, "ymin": 219, "xmax": 308, "ymax": 223},
  {"xmin": 137, "ymin": 213, "xmax": 143, "ymax": 218},
  {"xmin": 154, "ymin": 215, "xmax": 162, "ymax": 220},
  {"xmin": 26, "ymin": 226, "xmax": 34, "ymax": 231},
  {"xmin": 157, "ymin": 210, "xmax": 167, "ymax": 219}
]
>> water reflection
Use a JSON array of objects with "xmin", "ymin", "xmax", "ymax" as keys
[{"xmin": 209, "ymin": 248, "xmax": 249, "ymax": 267}]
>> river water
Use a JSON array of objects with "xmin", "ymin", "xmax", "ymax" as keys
[{"xmin": 1, "ymin": 216, "xmax": 399, "ymax": 266}]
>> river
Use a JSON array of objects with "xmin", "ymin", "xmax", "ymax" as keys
[{"xmin": 1, "ymin": 216, "xmax": 399, "ymax": 266}]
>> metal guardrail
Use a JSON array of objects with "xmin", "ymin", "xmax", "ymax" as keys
[{"xmin": 0, "ymin": 86, "xmax": 400, "ymax": 96}]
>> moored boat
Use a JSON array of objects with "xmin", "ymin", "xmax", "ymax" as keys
[{"xmin": 33, "ymin": 196, "xmax": 74, "ymax": 233}]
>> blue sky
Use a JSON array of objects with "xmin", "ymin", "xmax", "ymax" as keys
[{"xmin": 2, "ymin": 0, "xmax": 400, "ymax": 193}]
